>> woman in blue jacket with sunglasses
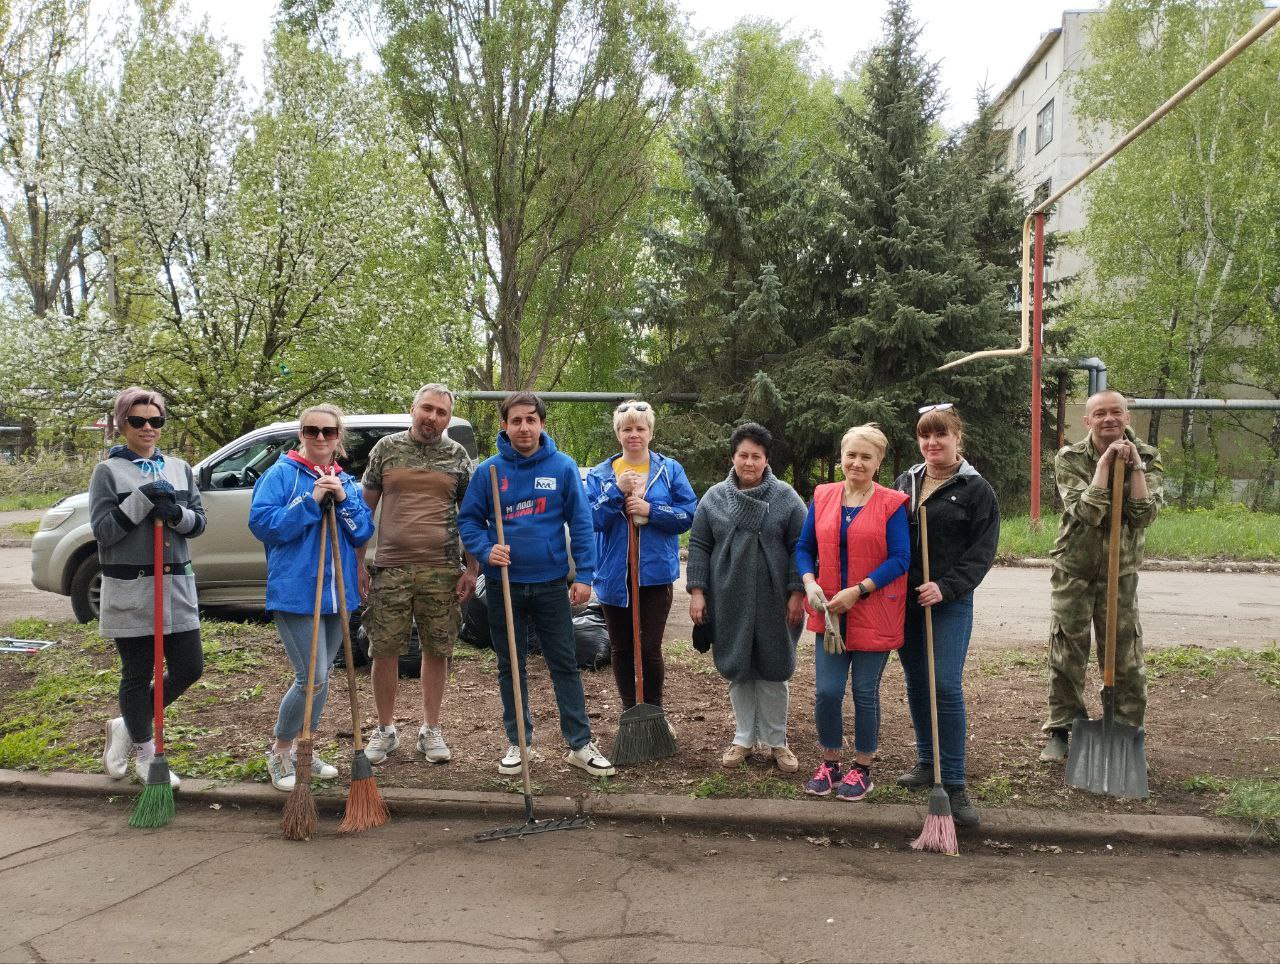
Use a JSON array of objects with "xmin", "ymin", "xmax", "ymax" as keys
[
  {"xmin": 586, "ymin": 400, "xmax": 698, "ymax": 722},
  {"xmin": 248, "ymin": 403, "xmax": 374, "ymax": 791}
]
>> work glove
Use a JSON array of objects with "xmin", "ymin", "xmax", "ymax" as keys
[
  {"xmin": 153, "ymin": 499, "xmax": 183, "ymax": 525},
  {"xmin": 822, "ymin": 609, "xmax": 844, "ymax": 656},
  {"xmin": 139, "ymin": 479, "xmax": 175, "ymax": 504},
  {"xmin": 804, "ymin": 581, "xmax": 827, "ymax": 614}
]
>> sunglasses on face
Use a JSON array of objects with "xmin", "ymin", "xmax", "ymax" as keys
[
  {"xmin": 616, "ymin": 402, "xmax": 650, "ymax": 414},
  {"xmin": 918, "ymin": 403, "xmax": 954, "ymax": 414},
  {"xmin": 125, "ymin": 415, "xmax": 166, "ymax": 429},
  {"xmin": 301, "ymin": 425, "xmax": 341, "ymax": 440}
]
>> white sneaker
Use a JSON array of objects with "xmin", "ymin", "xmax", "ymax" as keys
[
  {"xmin": 364, "ymin": 725, "xmax": 399, "ymax": 765},
  {"xmin": 266, "ymin": 750, "xmax": 296, "ymax": 792},
  {"xmin": 417, "ymin": 724, "xmax": 452, "ymax": 763},
  {"xmin": 498, "ymin": 743, "xmax": 542, "ymax": 776},
  {"xmin": 134, "ymin": 753, "xmax": 180, "ymax": 789},
  {"xmin": 103, "ymin": 717, "xmax": 130, "ymax": 779},
  {"xmin": 308, "ymin": 756, "xmax": 339, "ymax": 779},
  {"xmin": 565, "ymin": 741, "xmax": 615, "ymax": 777}
]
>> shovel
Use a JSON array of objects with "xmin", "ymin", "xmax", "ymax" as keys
[
  {"xmin": 476, "ymin": 464, "xmax": 589, "ymax": 842},
  {"xmin": 1065, "ymin": 455, "xmax": 1149, "ymax": 799}
]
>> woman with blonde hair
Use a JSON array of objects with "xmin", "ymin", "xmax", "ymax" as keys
[
  {"xmin": 249, "ymin": 403, "xmax": 375, "ymax": 790},
  {"xmin": 797, "ymin": 423, "xmax": 910, "ymax": 801}
]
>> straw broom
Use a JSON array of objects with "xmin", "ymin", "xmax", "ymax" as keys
[
  {"xmin": 327, "ymin": 504, "xmax": 389, "ymax": 833},
  {"xmin": 281, "ymin": 505, "xmax": 329, "ymax": 841},
  {"xmin": 910, "ymin": 504, "xmax": 958, "ymax": 856},
  {"xmin": 130, "ymin": 518, "xmax": 176, "ymax": 828}
]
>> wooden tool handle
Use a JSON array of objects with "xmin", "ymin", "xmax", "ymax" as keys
[
  {"xmin": 920, "ymin": 505, "xmax": 942, "ymax": 788},
  {"xmin": 1103, "ymin": 455, "xmax": 1125, "ymax": 688},
  {"xmin": 299, "ymin": 509, "xmax": 329, "ymax": 742},
  {"xmin": 629, "ymin": 516, "xmax": 644, "ymax": 704},
  {"xmin": 326, "ymin": 506, "xmax": 364, "ymax": 752},
  {"xmin": 490, "ymin": 465, "xmax": 534, "ymax": 803}
]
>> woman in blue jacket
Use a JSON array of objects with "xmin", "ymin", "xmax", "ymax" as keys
[
  {"xmin": 586, "ymin": 401, "xmax": 697, "ymax": 720},
  {"xmin": 248, "ymin": 404, "xmax": 374, "ymax": 791}
]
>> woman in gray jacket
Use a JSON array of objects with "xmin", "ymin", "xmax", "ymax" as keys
[
  {"xmin": 91, "ymin": 387, "xmax": 206, "ymax": 788},
  {"xmin": 686, "ymin": 423, "xmax": 807, "ymax": 772}
]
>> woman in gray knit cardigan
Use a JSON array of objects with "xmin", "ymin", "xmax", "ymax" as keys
[
  {"xmin": 91, "ymin": 387, "xmax": 206, "ymax": 789},
  {"xmin": 686, "ymin": 423, "xmax": 807, "ymax": 773}
]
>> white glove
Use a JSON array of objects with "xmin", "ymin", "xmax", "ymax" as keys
[{"xmin": 804, "ymin": 581, "xmax": 827, "ymax": 613}]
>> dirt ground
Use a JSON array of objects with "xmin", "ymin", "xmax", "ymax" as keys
[{"xmin": 2, "ymin": 613, "xmax": 1275, "ymax": 821}]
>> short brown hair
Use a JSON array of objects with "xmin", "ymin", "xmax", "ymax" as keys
[
  {"xmin": 112, "ymin": 387, "xmax": 167, "ymax": 435},
  {"xmin": 499, "ymin": 391, "xmax": 546, "ymax": 421},
  {"xmin": 916, "ymin": 406, "xmax": 965, "ymax": 449}
]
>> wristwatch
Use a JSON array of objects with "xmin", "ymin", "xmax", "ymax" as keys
[{"xmin": 856, "ymin": 581, "xmax": 870, "ymax": 599}]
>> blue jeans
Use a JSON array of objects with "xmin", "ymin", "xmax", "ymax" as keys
[
  {"xmin": 813, "ymin": 638, "xmax": 890, "ymax": 755},
  {"xmin": 899, "ymin": 594, "xmax": 974, "ymax": 786},
  {"xmin": 273, "ymin": 611, "xmax": 343, "ymax": 742},
  {"xmin": 485, "ymin": 579, "xmax": 593, "ymax": 751}
]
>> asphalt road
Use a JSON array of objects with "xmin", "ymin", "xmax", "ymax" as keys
[
  {"xmin": 2, "ymin": 542, "xmax": 1279, "ymax": 651},
  {"xmin": 1, "ymin": 796, "xmax": 1276, "ymax": 963}
]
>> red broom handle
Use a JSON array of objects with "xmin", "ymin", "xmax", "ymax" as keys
[
  {"xmin": 628, "ymin": 517, "xmax": 643, "ymax": 705},
  {"xmin": 153, "ymin": 518, "xmax": 165, "ymax": 754}
]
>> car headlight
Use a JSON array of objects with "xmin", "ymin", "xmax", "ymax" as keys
[{"xmin": 38, "ymin": 507, "xmax": 75, "ymax": 531}]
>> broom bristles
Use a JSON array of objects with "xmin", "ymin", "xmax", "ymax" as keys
[
  {"xmin": 910, "ymin": 785, "xmax": 958, "ymax": 855},
  {"xmin": 338, "ymin": 750, "xmax": 389, "ymax": 833},
  {"xmin": 281, "ymin": 738, "xmax": 317, "ymax": 841},
  {"xmin": 611, "ymin": 711, "xmax": 677, "ymax": 767},
  {"xmin": 129, "ymin": 754, "xmax": 176, "ymax": 828}
]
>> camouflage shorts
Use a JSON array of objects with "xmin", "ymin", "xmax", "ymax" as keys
[{"xmin": 364, "ymin": 565, "xmax": 460, "ymax": 660}]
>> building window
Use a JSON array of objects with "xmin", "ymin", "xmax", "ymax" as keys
[
  {"xmin": 1034, "ymin": 178, "xmax": 1052, "ymax": 206},
  {"xmin": 1036, "ymin": 99, "xmax": 1055, "ymax": 152},
  {"xmin": 1016, "ymin": 128, "xmax": 1027, "ymax": 169}
]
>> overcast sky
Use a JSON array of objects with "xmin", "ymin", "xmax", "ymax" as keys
[{"xmin": 188, "ymin": 0, "xmax": 1092, "ymax": 129}]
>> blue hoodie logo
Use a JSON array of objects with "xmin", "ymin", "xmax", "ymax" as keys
[{"xmin": 534, "ymin": 476, "xmax": 557, "ymax": 491}]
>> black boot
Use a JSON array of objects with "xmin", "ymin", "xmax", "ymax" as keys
[
  {"xmin": 896, "ymin": 761, "xmax": 933, "ymax": 789},
  {"xmin": 945, "ymin": 785, "xmax": 981, "ymax": 827}
]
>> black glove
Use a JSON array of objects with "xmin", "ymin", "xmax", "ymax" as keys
[
  {"xmin": 153, "ymin": 500, "xmax": 183, "ymax": 524},
  {"xmin": 139, "ymin": 479, "xmax": 176, "ymax": 504}
]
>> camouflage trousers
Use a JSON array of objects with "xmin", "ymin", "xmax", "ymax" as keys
[{"xmin": 1044, "ymin": 568, "xmax": 1147, "ymax": 731}]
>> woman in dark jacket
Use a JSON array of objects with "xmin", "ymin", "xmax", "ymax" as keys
[
  {"xmin": 586, "ymin": 400, "xmax": 697, "ymax": 720},
  {"xmin": 92, "ymin": 387, "xmax": 206, "ymax": 789},
  {"xmin": 892, "ymin": 404, "xmax": 1000, "ymax": 828}
]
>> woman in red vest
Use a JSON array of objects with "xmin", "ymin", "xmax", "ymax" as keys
[{"xmin": 797, "ymin": 424, "xmax": 910, "ymax": 801}]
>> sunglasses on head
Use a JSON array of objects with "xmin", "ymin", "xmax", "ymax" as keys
[
  {"xmin": 301, "ymin": 425, "xmax": 341, "ymax": 440},
  {"xmin": 616, "ymin": 402, "xmax": 650, "ymax": 414},
  {"xmin": 125, "ymin": 415, "xmax": 166, "ymax": 429},
  {"xmin": 918, "ymin": 403, "xmax": 954, "ymax": 415}
]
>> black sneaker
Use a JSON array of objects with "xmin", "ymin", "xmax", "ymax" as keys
[
  {"xmin": 896, "ymin": 761, "xmax": 933, "ymax": 789},
  {"xmin": 946, "ymin": 786, "xmax": 981, "ymax": 827}
]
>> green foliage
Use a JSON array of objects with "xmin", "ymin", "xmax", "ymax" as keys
[
  {"xmin": 1068, "ymin": 0, "xmax": 1280, "ymax": 506},
  {"xmin": 1217, "ymin": 779, "xmax": 1280, "ymax": 842},
  {"xmin": 999, "ymin": 508, "xmax": 1280, "ymax": 561},
  {"xmin": 0, "ymin": 451, "xmax": 94, "ymax": 498},
  {"xmin": 1146, "ymin": 645, "xmax": 1280, "ymax": 689},
  {"xmin": 691, "ymin": 771, "xmax": 799, "ymax": 799}
]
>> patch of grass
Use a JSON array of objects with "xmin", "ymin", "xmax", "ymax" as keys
[
  {"xmin": 1000, "ymin": 507, "xmax": 1280, "ymax": 562},
  {"xmin": 0, "ymin": 492, "xmax": 68, "ymax": 512},
  {"xmin": 691, "ymin": 771, "xmax": 800, "ymax": 800},
  {"xmin": 2, "ymin": 520, "xmax": 40, "ymax": 538},
  {"xmin": 1182, "ymin": 774, "xmax": 1231, "ymax": 794},
  {"xmin": 0, "ymin": 727, "xmax": 72, "ymax": 769},
  {"xmin": 867, "ymin": 784, "xmax": 914, "ymax": 804},
  {"xmin": 667, "ymin": 639, "xmax": 716, "ymax": 675},
  {"xmin": 973, "ymin": 774, "xmax": 1017, "ymax": 805},
  {"xmin": 1216, "ymin": 779, "xmax": 1280, "ymax": 843},
  {"xmin": 234, "ymin": 683, "xmax": 264, "ymax": 702},
  {"xmin": 1146, "ymin": 644, "xmax": 1280, "ymax": 689},
  {"xmin": 166, "ymin": 748, "xmax": 268, "ymax": 782},
  {"xmin": 590, "ymin": 775, "xmax": 624, "ymax": 794}
]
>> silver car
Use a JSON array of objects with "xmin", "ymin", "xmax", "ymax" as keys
[{"xmin": 31, "ymin": 414, "xmax": 478, "ymax": 622}]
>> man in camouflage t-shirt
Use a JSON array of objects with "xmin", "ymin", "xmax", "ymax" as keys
[
  {"xmin": 1039, "ymin": 390, "xmax": 1163, "ymax": 763},
  {"xmin": 358, "ymin": 383, "xmax": 477, "ymax": 765}
]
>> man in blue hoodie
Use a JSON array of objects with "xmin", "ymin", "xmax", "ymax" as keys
[{"xmin": 458, "ymin": 391, "xmax": 614, "ymax": 778}]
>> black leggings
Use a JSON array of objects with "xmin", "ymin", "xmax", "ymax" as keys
[
  {"xmin": 602, "ymin": 583, "xmax": 673, "ymax": 709},
  {"xmin": 113, "ymin": 629, "xmax": 204, "ymax": 744}
]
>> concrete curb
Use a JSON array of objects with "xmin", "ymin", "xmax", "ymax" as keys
[
  {"xmin": 999, "ymin": 557, "xmax": 1280, "ymax": 573},
  {"xmin": 1, "ymin": 768, "xmax": 1261, "ymax": 851}
]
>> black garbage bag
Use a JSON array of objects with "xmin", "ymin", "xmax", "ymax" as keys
[
  {"xmin": 459, "ymin": 574, "xmax": 491, "ymax": 648},
  {"xmin": 573, "ymin": 604, "xmax": 610, "ymax": 670}
]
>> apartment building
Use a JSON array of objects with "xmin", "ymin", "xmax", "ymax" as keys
[{"xmin": 992, "ymin": 9, "xmax": 1104, "ymax": 285}]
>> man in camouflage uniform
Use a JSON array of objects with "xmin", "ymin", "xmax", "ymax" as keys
[
  {"xmin": 1040, "ymin": 389, "xmax": 1163, "ymax": 762},
  {"xmin": 358, "ymin": 384, "xmax": 477, "ymax": 765}
]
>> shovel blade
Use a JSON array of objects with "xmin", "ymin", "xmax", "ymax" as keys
[{"xmin": 1064, "ymin": 714, "xmax": 1149, "ymax": 799}]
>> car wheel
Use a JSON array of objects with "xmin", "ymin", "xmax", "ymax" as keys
[{"xmin": 69, "ymin": 553, "xmax": 102, "ymax": 624}]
